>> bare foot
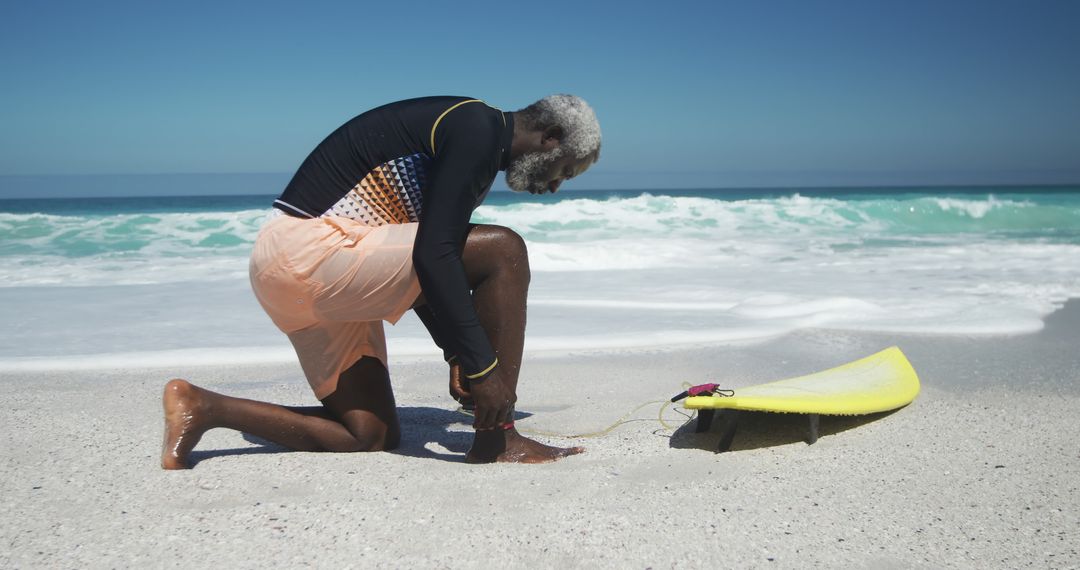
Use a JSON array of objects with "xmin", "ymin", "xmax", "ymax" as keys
[
  {"xmin": 161, "ymin": 379, "xmax": 211, "ymax": 470},
  {"xmin": 466, "ymin": 429, "xmax": 584, "ymax": 464}
]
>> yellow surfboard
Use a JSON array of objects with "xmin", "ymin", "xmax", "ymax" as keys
[{"xmin": 682, "ymin": 346, "xmax": 919, "ymax": 451}]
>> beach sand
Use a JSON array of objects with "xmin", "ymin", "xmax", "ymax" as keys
[{"xmin": 3, "ymin": 303, "xmax": 1079, "ymax": 568}]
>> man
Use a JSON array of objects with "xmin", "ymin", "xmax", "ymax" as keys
[{"xmin": 161, "ymin": 95, "xmax": 601, "ymax": 468}]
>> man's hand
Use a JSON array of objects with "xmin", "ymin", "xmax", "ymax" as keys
[
  {"xmin": 448, "ymin": 361, "xmax": 474, "ymax": 410},
  {"xmin": 468, "ymin": 367, "xmax": 516, "ymax": 430}
]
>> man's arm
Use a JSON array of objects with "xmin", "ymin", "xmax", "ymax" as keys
[
  {"xmin": 412, "ymin": 174, "xmax": 497, "ymax": 382},
  {"xmin": 411, "ymin": 105, "xmax": 501, "ymax": 382},
  {"xmin": 411, "ymin": 104, "xmax": 515, "ymax": 429},
  {"xmin": 414, "ymin": 303, "xmax": 473, "ymax": 407},
  {"xmin": 413, "ymin": 304, "xmax": 456, "ymax": 364}
]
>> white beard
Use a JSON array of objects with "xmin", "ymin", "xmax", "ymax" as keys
[{"xmin": 505, "ymin": 148, "xmax": 563, "ymax": 193}]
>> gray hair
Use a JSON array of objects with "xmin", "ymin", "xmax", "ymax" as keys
[{"xmin": 515, "ymin": 94, "xmax": 601, "ymax": 161}]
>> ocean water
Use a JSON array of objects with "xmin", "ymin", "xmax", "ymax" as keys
[{"xmin": 2, "ymin": 186, "xmax": 1079, "ymax": 370}]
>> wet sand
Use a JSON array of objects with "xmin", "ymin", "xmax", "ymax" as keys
[{"xmin": 2, "ymin": 302, "xmax": 1079, "ymax": 567}]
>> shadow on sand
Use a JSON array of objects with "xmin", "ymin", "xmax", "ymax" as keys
[
  {"xmin": 668, "ymin": 408, "xmax": 901, "ymax": 453},
  {"xmin": 187, "ymin": 406, "xmax": 535, "ymax": 466}
]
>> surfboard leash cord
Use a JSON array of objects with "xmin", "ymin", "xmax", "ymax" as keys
[{"xmin": 455, "ymin": 382, "xmax": 735, "ymax": 439}]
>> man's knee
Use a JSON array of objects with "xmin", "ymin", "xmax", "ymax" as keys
[
  {"xmin": 324, "ymin": 357, "xmax": 400, "ymax": 452},
  {"xmin": 337, "ymin": 413, "xmax": 400, "ymax": 452},
  {"xmin": 482, "ymin": 224, "xmax": 531, "ymax": 280},
  {"xmin": 353, "ymin": 422, "xmax": 400, "ymax": 452}
]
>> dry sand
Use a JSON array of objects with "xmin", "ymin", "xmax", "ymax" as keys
[{"xmin": 3, "ymin": 303, "xmax": 1080, "ymax": 568}]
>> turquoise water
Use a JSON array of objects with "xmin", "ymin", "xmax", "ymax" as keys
[
  {"xmin": 2, "ymin": 186, "xmax": 1079, "ymax": 365},
  {"xmin": 3, "ymin": 187, "xmax": 1079, "ymax": 261}
]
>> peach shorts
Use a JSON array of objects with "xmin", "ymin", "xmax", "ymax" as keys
[{"xmin": 249, "ymin": 212, "xmax": 422, "ymax": 400}]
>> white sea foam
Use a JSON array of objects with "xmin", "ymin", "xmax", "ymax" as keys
[
  {"xmin": 1, "ymin": 192, "xmax": 1079, "ymax": 368},
  {"xmin": 0, "ymin": 346, "xmax": 298, "ymax": 373},
  {"xmin": 932, "ymin": 195, "xmax": 1024, "ymax": 219}
]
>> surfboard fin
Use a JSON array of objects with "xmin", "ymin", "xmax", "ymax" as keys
[
  {"xmin": 695, "ymin": 409, "xmax": 741, "ymax": 452},
  {"xmin": 695, "ymin": 411, "xmax": 822, "ymax": 452},
  {"xmin": 807, "ymin": 413, "xmax": 819, "ymax": 445},
  {"xmin": 716, "ymin": 410, "xmax": 740, "ymax": 452}
]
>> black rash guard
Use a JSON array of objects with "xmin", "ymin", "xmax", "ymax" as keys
[{"xmin": 274, "ymin": 96, "xmax": 513, "ymax": 380}]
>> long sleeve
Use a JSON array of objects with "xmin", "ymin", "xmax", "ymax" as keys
[
  {"xmin": 411, "ymin": 105, "xmax": 503, "ymax": 379},
  {"xmin": 413, "ymin": 304, "xmax": 457, "ymax": 364}
]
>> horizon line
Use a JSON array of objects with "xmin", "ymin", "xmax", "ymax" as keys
[{"xmin": 2, "ymin": 183, "xmax": 1079, "ymax": 202}]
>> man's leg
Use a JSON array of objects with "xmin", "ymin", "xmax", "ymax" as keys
[
  {"xmin": 457, "ymin": 224, "xmax": 584, "ymax": 463},
  {"xmin": 161, "ymin": 356, "xmax": 398, "ymax": 469}
]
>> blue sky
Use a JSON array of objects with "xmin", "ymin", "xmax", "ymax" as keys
[{"xmin": 1, "ymin": 0, "xmax": 1078, "ymax": 196}]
